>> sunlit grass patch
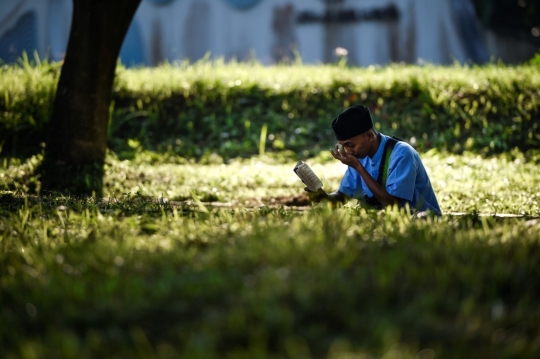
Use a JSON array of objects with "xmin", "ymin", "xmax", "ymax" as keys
[{"xmin": 1, "ymin": 149, "xmax": 539, "ymax": 215}]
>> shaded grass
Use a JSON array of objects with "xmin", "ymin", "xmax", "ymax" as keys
[{"xmin": 1, "ymin": 194, "xmax": 539, "ymax": 359}]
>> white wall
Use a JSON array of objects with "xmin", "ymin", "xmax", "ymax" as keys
[
  {"xmin": 0, "ymin": 0, "xmax": 533, "ymax": 67},
  {"xmin": 131, "ymin": 0, "xmax": 478, "ymax": 66}
]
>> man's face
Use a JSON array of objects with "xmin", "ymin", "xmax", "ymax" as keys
[{"xmin": 338, "ymin": 131, "xmax": 374, "ymax": 159}]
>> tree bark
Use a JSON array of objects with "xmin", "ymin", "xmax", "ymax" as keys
[{"xmin": 41, "ymin": 0, "xmax": 141, "ymax": 195}]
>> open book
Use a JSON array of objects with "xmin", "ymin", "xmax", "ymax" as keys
[{"xmin": 293, "ymin": 161, "xmax": 323, "ymax": 191}]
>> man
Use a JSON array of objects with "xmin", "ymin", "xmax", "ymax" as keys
[{"xmin": 306, "ymin": 104, "xmax": 441, "ymax": 215}]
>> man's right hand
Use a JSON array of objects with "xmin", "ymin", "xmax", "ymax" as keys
[
  {"xmin": 304, "ymin": 187, "xmax": 329, "ymax": 203},
  {"xmin": 305, "ymin": 189, "xmax": 348, "ymax": 204}
]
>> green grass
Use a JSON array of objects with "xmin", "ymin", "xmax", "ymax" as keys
[
  {"xmin": 1, "ymin": 151, "xmax": 540, "ymax": 359},
  {"xmin": 2, "ymin": 58, "xmax": 540, "ymax": 358}
]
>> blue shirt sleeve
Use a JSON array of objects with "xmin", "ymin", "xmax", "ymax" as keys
[{"xmin": 385, "ymin": 145, "xmax": 418, "ymax": 202}]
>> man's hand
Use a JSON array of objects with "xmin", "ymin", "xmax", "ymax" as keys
[
  {"xmin": 304, "ymin": 187, "xmax": 328, "ymax": 203},
  {"xmin": 331, "ymin": 144, "xmax": 399, "ymax": 207},
  {"xmin": 330, "ymin": 144, "xmax": 358, "ymax": 168},
  {"xmin": 305, "ymin": 188, "xmax": 348, "ymax": 205}
]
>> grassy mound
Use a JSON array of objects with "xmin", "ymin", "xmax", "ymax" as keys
[{"xmin": 1, "ymin": 60, "xmax": 539, "ymax": 160}]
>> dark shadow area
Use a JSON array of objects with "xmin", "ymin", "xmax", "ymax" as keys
[{"xmin": 36, "ymin": 158, "xmax": 105, "ymax": 197}]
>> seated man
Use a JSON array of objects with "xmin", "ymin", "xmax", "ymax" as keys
[{"xmin": 307, "ymin": 104, "xmax": 441, "ymax": 215}]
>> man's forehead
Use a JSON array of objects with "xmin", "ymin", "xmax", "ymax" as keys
[{"xmin": 338, "ymin": 133, "xmax": 363, "ymax": 145}]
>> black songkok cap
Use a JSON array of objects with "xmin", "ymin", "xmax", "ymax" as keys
[{"xmin": 331, "ymin": 105, "xmax": 374, "ymax": 140}]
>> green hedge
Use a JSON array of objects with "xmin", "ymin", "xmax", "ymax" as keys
[{"xmin": 1, "ymin": 60, "xmax": 539, "ymax": 160}]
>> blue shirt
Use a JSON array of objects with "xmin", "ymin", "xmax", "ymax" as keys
[{"xmin": 338, "ymin": 134, "xmax": 441, "ymax": 215}]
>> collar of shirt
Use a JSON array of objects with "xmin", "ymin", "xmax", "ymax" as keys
[{"xmin": 367, "ymin": 133, "xmax": 388, "ymax": 166}]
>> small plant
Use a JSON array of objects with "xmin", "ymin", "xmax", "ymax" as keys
[{"xmin": 529, "ymin": 49, "xmax": 540, "ymax": 67}]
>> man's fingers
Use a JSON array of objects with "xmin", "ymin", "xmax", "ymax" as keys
[
  {"xmin": 331, "ymin": 150, "xmax": 345, "ymax": 161},
  {"xmin": 330, "ymin": 150, "xmax": 341, "ymax": 159}
]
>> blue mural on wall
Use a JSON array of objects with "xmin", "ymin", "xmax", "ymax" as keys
[
  {"xmin": 120, "ymin": 18, "xmax": 145, "ymax": 68},
  {"xmin": 48, "ymin": 0, "xmax": 69, "ymax": 62},
  {"xmin": 0, "ymin": 11, "xmax": 37, "ymax": 63},
  {"xmin": 222, "ymin": 0, "xmax": 262, "ymax": 10},
  {"xmin": 146, "ymin": 0, "xmax": 176, "ymax": 6}
]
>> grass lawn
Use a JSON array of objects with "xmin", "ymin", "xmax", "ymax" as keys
[{"xmin": 1, "ymin": 150, "xmax": 539, "ymax": 359}]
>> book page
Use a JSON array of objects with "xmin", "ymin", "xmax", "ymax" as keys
[{"xmin": 293, "ymin": 161, "xmax": 323, "ymax": 191}]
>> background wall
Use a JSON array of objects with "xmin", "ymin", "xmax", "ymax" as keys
[{"xmin": 0, "ymin": 0, "xmax": 538, "ymax": 67}]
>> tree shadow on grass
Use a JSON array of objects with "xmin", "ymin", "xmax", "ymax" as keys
[{"xmin": 36, "ymin": 158, "xmax": 105, "ymax": 197}]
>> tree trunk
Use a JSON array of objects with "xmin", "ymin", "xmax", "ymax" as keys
[{"xmin": 41, "ymin": 0, "xmax": 141, "ymax": 195}]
